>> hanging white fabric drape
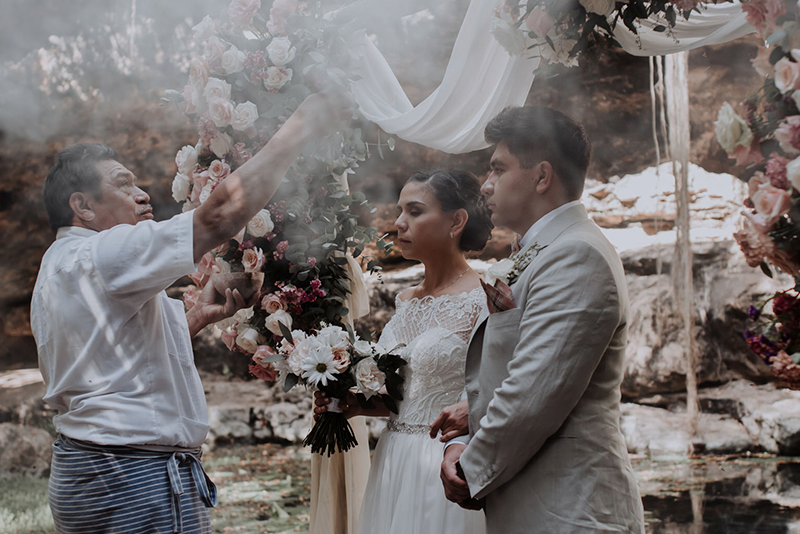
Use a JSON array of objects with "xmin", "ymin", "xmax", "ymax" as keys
[
  {"xmin": 350, "ymin": 0, "xmax": 753, "ymax": 155},
  {"xmin": 351, "ymin": 0, "xmax": 539, "ymax": 153}
]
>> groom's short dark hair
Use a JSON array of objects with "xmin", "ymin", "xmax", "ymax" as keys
[{"xmin": 484, "ymin": 106, "xmax": 591, "ymax": 199}]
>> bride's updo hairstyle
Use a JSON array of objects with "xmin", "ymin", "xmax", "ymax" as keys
[{"xmin": 406, "ymin": 169, "xmax": 493, "ymax": 252}]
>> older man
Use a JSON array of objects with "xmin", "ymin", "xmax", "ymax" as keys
[{"xmin": 31, "ymin": 91, "xmax": 351, "ymax": 533}]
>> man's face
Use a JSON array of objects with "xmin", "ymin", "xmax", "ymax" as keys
[
  {"xmin": 90, "ymin": 160, "xmax": 153, "ymax": 230},
  {"xmin": 481, "ymin": 142, "xmax": 539, "ymax": 235}
]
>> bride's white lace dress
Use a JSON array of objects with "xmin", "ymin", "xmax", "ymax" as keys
[{"xmin": 356, "ymin": 287, "xmax": 487, "ymax": 534}]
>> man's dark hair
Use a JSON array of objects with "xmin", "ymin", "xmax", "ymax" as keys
[
  {"xmin": 484, "ymin": 106, "xmax": 592, "ymax": 199},
  {"xmin": 44, "ymin": 143, "xmax": 117, "ymax": 232}
]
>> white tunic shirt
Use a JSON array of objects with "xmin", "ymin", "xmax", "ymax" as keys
[{"xmin": 31, "ymin": 211, "xmax": 209, "ymax": 448}]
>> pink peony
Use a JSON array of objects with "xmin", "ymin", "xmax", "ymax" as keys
[
  {"xmin": 735, "ymin": 218, "xmax": 776, "ymax": 267},
  {"xmin": 765, "ymin": 153, "xmax": 791, "ymax": 190},
  {"xmin": 741, "ymin": 0, "xmax": 768, "ymax": 35},
  {"xmin": 242, "ymin": 247, "xmax": 265, "ymax": 273},
  {"xmin": 261, "ymin": 293, "xmax": 286, "ymax": 314},
  {"xmin": 775, "ymin": 116, "xmax": 800, "ymax": 156},
  {"xmin": 229, "ymin": 0, "xmax": 261, "ymax": 27},
  {"xmin": 750, "ymin": 182, "xmax": 792, "ymax": 231}
]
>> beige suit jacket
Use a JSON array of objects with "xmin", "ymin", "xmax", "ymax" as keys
[{"xmin": 460, "ymin": 203, "xmax": 645, "ymax": 533}]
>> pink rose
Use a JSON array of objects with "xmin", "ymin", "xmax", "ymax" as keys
[
  {"xmin": 203, "ymin": 36, "xmax": 226, "ymax": 65},
  {"xmin": 229, "ymin": 0, "xmax": 261, "ymax": 27},
  {"xmin": 221, "ymin": 328, "xmax": 238, "ymax": 351},
  {"xmin": 774, "ymin": 58, "xmax": 800, "ymax": 94},
  {"xmin": 249, "ymin": 361, "xmax": 278, "ymax": 381},
  {"xmin": 242, "ymin": 247, "xmax": 265, "ymax": 273},
  {"xmin": 189, "ymin": 57, "xmax": 210, "ymax": 89},
  {"xmin": 775, "ymin": 116, "xmax": 800, "ymax": 157},
  {"xmin": 190, "ymin": 252, "xmax": 219, "ymax": 287},
  {"xmin": 747, "ymin": 172, "xmax": 769, "ymax": 200},
  {"xmin": 749, "ymin": 182, "xmax": 792, "ymax": 231},
  {"xmin": 261, "ymin": 293, "xmax": 286, "ymax": 314},
  {"xmin": 253, "ymin": 345, "xmax": 278, "ymax": 365},
  {"xmin": 183, "ymin": 287, "xmax": 200, "ymax": 310},
  {"xmin": 271, "ymin": 0, "xmax": 298, "ymax": 18},
  {"xmin": 332, "ymin": 346, "xmax": 350, "ymax": 373},
  {"xmin": 525, "ymin": 6, "xmax": 554, "ymax": 38},
  {"xmin": 267, "ymin": 16, "xmax": 286, "ymax": 36},
  {"xmin": 208, "ymin": 159, "xmax": 231, "ymax": 181}
]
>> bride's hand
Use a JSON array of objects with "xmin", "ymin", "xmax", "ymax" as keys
[
  {"xmin": 429, "ymin": 399, "xmax": 469, "ymax": 441},
  {"xmin": 313, "ymin": 390, "xmax": 361, "ymax": 420}
]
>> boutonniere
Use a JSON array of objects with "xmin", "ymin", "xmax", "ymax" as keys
[{"xmin": 485, "ymin": 242, "xmax": 547, "ymax": 286}]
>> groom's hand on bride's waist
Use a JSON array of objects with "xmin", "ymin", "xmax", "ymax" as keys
[{"xmin": 430, "ymin": 399, "xmax": 469, "ymax": 441}]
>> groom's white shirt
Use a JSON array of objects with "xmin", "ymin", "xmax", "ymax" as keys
[{"xmin": 518, "ymin": 200, "xmax": 581, "ymax": 250}]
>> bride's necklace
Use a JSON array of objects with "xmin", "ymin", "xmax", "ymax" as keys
[{"xmin": 428, "ymin": 266, "xmax": 472, "ymax": 297}]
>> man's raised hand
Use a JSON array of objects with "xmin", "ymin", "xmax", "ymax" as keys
[{"xmin": 430, "ymin": 399, "xmax": 470, "ymax": 441}]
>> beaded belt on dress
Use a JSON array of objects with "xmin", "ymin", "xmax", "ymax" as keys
[{"xmin": 387, "ymin": 420, "xmax": 430, "ymax": 435}]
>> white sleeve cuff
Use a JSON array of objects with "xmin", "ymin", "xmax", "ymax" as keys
[{"xmin": 444, "ymin": 434, "xmax": 470, "ymax": 453}]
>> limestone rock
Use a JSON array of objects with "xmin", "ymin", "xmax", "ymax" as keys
[
  {"xmin": 0, "ymin": 423, "xmax": 53, "ymax": 478},
  {"xmin": 620, "ymin": 403, "xmax": 753, "ymax": 458}
]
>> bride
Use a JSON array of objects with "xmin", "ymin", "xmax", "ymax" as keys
[{"xmin": 315, "ymin": 168, "xmax": 492, "ymax": 534}]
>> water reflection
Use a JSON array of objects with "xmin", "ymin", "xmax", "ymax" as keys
[{"xmin": 635, "ymin": 455, "xmax": 800, "ymax": 533}]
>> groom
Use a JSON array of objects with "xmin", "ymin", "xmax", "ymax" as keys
[{"xmin": 439, "ymin": 106, "xmax": 645, "ymax": 533}]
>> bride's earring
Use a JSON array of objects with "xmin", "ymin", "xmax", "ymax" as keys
[{"xmin": 450, "ymin": 231, "xmax": 454, "ymax": 238}]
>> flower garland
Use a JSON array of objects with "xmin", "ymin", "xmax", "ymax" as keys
[
  {"xmin": 713, "ymin": 0, "xmax": 800, "ymax": 387},
  {"xmin": 490, "ymin": 0, "xmax": 732, "ymax": 67},
  {"xmin": 171, "ymin": 0, "xmax": 393, "ymax": 383}
]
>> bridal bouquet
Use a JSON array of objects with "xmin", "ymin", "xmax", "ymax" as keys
[
  {"xmin": 744, "ymin": 291, "xmax": 800, "ymax": 388},
  {"xmin": 274, "ymin": 324, "xmax": 407, "ymax": 455},
  {"xmin": 490, "ymin": 0, "xmax": 731, "ymax": 67}
]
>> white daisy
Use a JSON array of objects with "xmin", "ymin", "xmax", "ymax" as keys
[{"xmin": 301, "ymin": 345, "xmax": 339, "ymax": 387}]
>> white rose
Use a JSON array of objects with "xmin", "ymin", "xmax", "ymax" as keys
[
  {"xmin": 171, "ymin": 173, "xmax": 191, "ymax": 202},
  {"xmin": 579, "ymin": 0, "xmax": 615, "ymax": 16},
  {"xmin": 354, "ymin": 358, "xmax": 385, "ymax": 399},
  {"xmin": 266, "ymin": 37, "xmax": 296, "ymax": 66},
  {"xmin": 285, "ymin": 336, "xmax": 313, "ymax": 375},
  {"xmin": 316, "ymin": 324, "xmax": 349, "ymax": 349},
  {"xmin": 775, "ymin": 57, "xmax": 800, "ymax": 94},
  {"xmin": 247, "ymin": 209, "xmax": 275, "ymax": 237},
  {"xmin": 235, "ymin": 327, "xmax": 262, "ymax": 354},
  {"xmin": 715, "ymin": 102, "xmax": 753, "ymax": 154},
  {"xmin": 208, "ymin": 98, "xmax": 234, "ymax": 128},
  {"xmin": 231, "ymin": 101, "xmax": 259, "ymax": 132},
  {"xmin": 182, "ymin": 200, "xmax": 198, "ymax": 213},
  {"xmin": 210, "ymin": 132, "xmax": 233, "ymax": 158},
  {"xmin": 203, "ymin": 36, "xmax": 226, "ymax": 64},
  {"xmin": 215, "ymin": 257, "xmax": 232, "ymax": 274},
  {"xmin": 353, "ymin": 340, "xmax": 375, "ymax": 357},
  {"xmin": 198, "ymin": 181, "xmax": 215, "ymax": 204},
  {"xmin": 265, "ymin": 309, "xmax": 293, "ymax": 335},
  {"xmin": 221, "ymin": 44, "xmax": 247, "ymax": 75},
  {"xmin": 234, "ymin": 306, "xmax": 254, "ymax": 324},
  {"xmin": 788, "ymin": 157, "xmax": 800, "ymax": 192},
  {"xmin": 539, "ymin": 38, "xmax": 579, "ymax": 67},
  {"xmin": 175, "ymin": 145, "xmax": 198, "ymax": 175},
  {"xmin": 204, "ymin": 77, "xmax": 232, "ymax": 102},
  {"xmin": 242, "ymin": 247, "xmax": 265, "ymax": 273},
  {"xmin": 192, "ymin": 15, "xmax": 216, "ymax": 44},
  {"xmin": 485, "ymin": 258, "xmax": 514, "ymax": 286},
  {"xmin": 263, "ymin": 66, "xmax": 293, "ymax": 92},
  {"xmin": 489, "ymin": 13, "xmax": 527, "ymax": 56}
]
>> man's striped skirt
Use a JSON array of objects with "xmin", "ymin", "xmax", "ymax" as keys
[{"xmin": 49, "ymin": 435, "xmax": 217, "ymax": 534}]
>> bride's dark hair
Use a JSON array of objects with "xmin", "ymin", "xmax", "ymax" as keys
[{"xmin": 406, "ymin": 169, "xmax": 493, "ymax": 252}]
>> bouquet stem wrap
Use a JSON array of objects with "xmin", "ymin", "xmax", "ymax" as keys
[{"xmin": 304, "ymin": 398, "xmax": 358, "ymax": 456}]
